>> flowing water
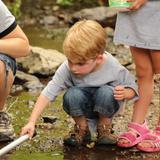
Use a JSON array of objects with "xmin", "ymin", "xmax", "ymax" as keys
[{"xmin": 22, "ymin": 25, "xmax": 66, "ymax": 52}]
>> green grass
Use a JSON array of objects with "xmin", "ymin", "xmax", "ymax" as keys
[
  {"xmin": 6, "ymin": 92, "xmax": 70, "ymax": 159},
  {"xmin": 9, "ymin": 151, "xmax": 63, "ymax": 160}
]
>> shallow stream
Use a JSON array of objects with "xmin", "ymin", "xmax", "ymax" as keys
[
  {"xmin": 0, "ymin": 25, "xmax": 160, "ymax": 160},
  {"xmin": 1, "ymin": 2, "xmax": 160, "ymax": 158}
]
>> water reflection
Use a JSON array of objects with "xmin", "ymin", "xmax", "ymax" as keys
[
  {"xmin": 1, "ymin": 143, "xmax": 160, "ymax": 160},
  {"xmin": 117, "ymin": 159, "xmax": 160, "ymax": 160},
  {"xmin": 63, "ymin": 145, "xmax": 133, "ymax": 160},
  {"xmin": 22, "ymin": 25, "xmax": 67, "ymax": 52},
  {"xmin": 63, "ymin": 146, "xmax": 160, "ymax": 160}
]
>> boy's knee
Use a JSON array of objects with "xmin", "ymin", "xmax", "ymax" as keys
[
  {"xmin": 63, "ymin": 87, "xmax": 85, "ymax": 103},
  {"xmin": 95, "ymin": 85, "xmax": 119, "ymax": 118},
  {"xmin": 63, "ymin": 87, "xmax": 87, "ymax": 110},
  {"xmin": 96, "ymin": 85, "xmax": 113, "ymax": 100},
  {"xmin": 63, "ymin": 87, "xmax": 86, "ymax": 116}
]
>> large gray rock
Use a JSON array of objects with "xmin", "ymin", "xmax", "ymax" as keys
[
  {"xmin": 15, "ymin": 70, "xmax": 44, "ymax": 92},
  {"xmin": 69, "ymin": 6, "xmax": 117, "ymax": 28},
  {"xmin": 17, "ymin": 46, "xmax": 66, "ymax": 76}
]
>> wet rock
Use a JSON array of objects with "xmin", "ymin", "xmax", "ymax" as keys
[
  {"xmin": 11, "ymin": 85, "xmax": 24, "ymax": 94},
  {"xmin": 17, "ymin": 46, "xmax": 66, "ymax": 76},
  {"xmin": 15, "ymin": 70, "xmax": 44, "ymax": 92},
  {"xmin": 42, "ymin": 116, "xmax": 57, "ymax": 124},
  {"xmin": 24, "ymin": 80, "xmax": 44, "ymax": 93},
  {"xmin": 43, "ymin": 16, "xmax": 59, "ymax": 25},
  {"xmin": 69, "ymin": 6, "xmax": 117, "ymax": 28},
  {"xmin": 28, "ymin": 100, "xmax": 35, "ymax": 109},
  {"xmin": 105, "ymin": 27, "xmax": 114, "ymax": 37},
  {"xmin": 36, "ymin": 123, "xmax": 55, "ymax": 130}
]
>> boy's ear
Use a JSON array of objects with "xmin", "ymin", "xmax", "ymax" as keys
[{"xmin": 96, "ymin": 54, "xmax": 103, "ymax": 63}]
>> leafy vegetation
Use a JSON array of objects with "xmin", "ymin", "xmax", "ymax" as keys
[
  {"xmin": 5, "ymin": 0, "xmax": 22, "ymax": 18},
  {"xmin": 56, "ymin": 0, "xmax": 100, "ymax": 7},
  {"xmin": 56, "ymin": 0, "xmax": 74, "ymax": 6}
]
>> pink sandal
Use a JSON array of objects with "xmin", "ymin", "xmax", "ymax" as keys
[
  {"xmin": 137, "ymin": 127, "xmax": 160, "ymax": 152},
  {"xmin": 155, "ymin": 126, "xmax": 160, "ymax": 135},
  {"xmin": 117, "ymin": 121, "xmax": 150, "ymax": 148}
]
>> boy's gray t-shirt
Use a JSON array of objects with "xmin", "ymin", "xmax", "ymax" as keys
[
  {"xmin": 42, "ymin": 52, "xmax": 138, "ymax": 107},
  {"xmin": 0, "ymin": 0, "xmax": 16, "ymax": 38}
]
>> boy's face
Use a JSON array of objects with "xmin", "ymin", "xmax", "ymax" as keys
[{"xmin": 68, "ymin": 57, "xmax": 98, "ymax": 77}]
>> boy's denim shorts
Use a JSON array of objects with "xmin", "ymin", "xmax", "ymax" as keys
[
  {"xmin": 63, "ymin": 85, "xmax": 120, "ymax": 119},
  {"xmin": 0, "ymin": 53, "xmax": 17, "ymax": 85}
]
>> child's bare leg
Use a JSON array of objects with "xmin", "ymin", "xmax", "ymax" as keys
[
  {"xmin": 0, "ymin": 60, "xmax": 14, "ymax": 111},
  {"xmin": 131, "ymin": 47, "xmax": 153, "ymax": 123},
  {"xmin": 119, "ymin": 47, "xmax": 153, "ymax": 145},
  {"xmin": 138, "ymin": 50, "xmax": 160, "ymax": 149},
  {"xmin": 151, "ymin": 50, "xmax": 160, "ymax": 125}
]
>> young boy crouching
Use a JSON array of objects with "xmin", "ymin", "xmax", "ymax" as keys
[{"xmin": 21, "ymin": 20, "xmax": 138, "ymax": 146}]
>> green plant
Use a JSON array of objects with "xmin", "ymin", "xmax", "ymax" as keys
[
  {"xmin": 56, "ymin": 0, "xmax": 74, "ymax": 6},
  {"xmin": 8, "ymin": 0, "xmax": 22, "ymax": 18}
]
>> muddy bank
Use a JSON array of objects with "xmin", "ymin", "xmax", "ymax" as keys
[{"xmin": 0, "ymin": 88, "xmax": 160, "ymax": 160}]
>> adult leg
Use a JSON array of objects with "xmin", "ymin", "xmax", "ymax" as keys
[
  {"xmin": 118, "ymin": 47, "xmax": 153, "ymax": 147},
  {"xmin": 0, "ymin": 59, "xmax": 15, "ymax": 142},
  {"xmin": 0, "ymin": 60, "xmax": 14, "ymax": 110}
]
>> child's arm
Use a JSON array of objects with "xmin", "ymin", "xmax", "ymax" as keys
[
  {"xmin": 21, "ymin": 61, "xmax": 70, "ymax": 139},
  {"xmin": 21, "ymin": 95, "xmax": 50, "ymax": 139},
  {"xmin": 127, "ymin": 0, "xmax": 147, "ymax": 11},
  {"xmin": 114, "ymin": 85, "xmax": 136, "ymax": 101}
]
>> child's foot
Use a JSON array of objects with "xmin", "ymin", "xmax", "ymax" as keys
[
  {"xmin": 63, "ymin": 125, "xmax": 91, "ymax": 146},
  {"xmin": 97, "ymin": 123, "xmax": 117, "ymax": 145},
  {"xmin": 0, "ymin": 112, "xmax": 16, "ymax": 142},
  {"xmin": 118, "ymin": 130, "xmax": 137, "ymax": 146},
  {"xmin": 117, "ymin": 121, "xmax": 150, "ymax": 148},
  {"xmin": 137, "ymin": 127, "xmax": 160, "ymax": 152}
]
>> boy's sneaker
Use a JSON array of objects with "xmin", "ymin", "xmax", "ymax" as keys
[
  {"xmin": 97, "ymin": 123, "xmax": 117, "ymax": 145},
  {"xmin": 0, "ymin": 112, "xmax": 15, "ymax": 142},
  {"xmin": 64, "ymin": 125, "xmax": 91, "ymax": 146}
]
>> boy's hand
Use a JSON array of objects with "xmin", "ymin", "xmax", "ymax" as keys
[
  {"xmin": 114, "ymin": 85, "xmax": 126, "ymax": 100},
  {"xmin": 21, "ymin": 122, "xmax": 35, "ymax": 139},
  {"xmin": 114, "ymin": 85, "xmax": 136, "ymax": 100}
]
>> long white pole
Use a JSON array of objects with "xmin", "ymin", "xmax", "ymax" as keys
[{"xmin": 0, "ymin": 134, "xmax": 29, "ymax": 157}]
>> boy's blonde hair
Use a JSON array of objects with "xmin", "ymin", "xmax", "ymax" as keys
[{"xmin": 63, "ymin": 20, "xmax": 107, "ymax": 61}]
